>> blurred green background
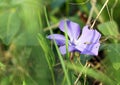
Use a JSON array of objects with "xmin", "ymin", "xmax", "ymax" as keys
[{"xmin": 0, "ymin": 0, "xmax": 120, "ymax": 85}]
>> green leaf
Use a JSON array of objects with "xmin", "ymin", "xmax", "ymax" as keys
[
  {"xmin": 28, "ymin": 46, "xmax": 53, "ymax": 85},
  {"xmin": 106, "ymin": 44, "xmax": 120, "ymax": 70},
  {"xmin": 98, "ymin": 21, "xmax": 119, "ymax": 36},
  {"xmin": 0, "ymin": 9, "xmax": 20, "ymax": 45},
  {"xmin": 102, "ymin": 44, "xmax": 120, "ymax": 84},
  {"xmin": 38, "ymin": 33, "xmax": 56, "ymax": 85},
  {"xmin": 14, "ymin": 3, "xmax": 40, "ymax": 46}
]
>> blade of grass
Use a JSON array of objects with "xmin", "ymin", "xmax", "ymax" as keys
[
  {"xmin": 37, "ymin": 6, "xmax": 55, "ymax": 85},
  {"xmin": 65, "ymin": 61, "xmax": 115, "ymax": 85},
  {"xmin": 64, "ymin": 20, "xmax": 73, "ymax": 84},
  {"xmin": 38, "ymin": 34, "xmax": 56, "ymax": 85},
  {"xmin": 44, "ymin": 6, "xmax": 71, "ymax": 85},
  {"xmin": 22, "ymin": 80, "xmax": 26, "ymax": 85}
]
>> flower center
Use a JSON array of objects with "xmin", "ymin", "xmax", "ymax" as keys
[
  {"xmin": 83, "ymin": 42, "xmax": 92, "ymax": 45},
  {"xmin": 69, "ymin": 41, "xmax": 76, "ymax": 46}
]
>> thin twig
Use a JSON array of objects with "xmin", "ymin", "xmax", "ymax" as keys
[
  {"xmin": 74, "ymin": 62, "xmax": 89, "ymax": 85},
  {"xmin": 74, "ymin": 72, "xmax": 83, "ymax": 85},
  {"xmin": 100, "ymin": 36, "xmax": 111, "ymax": 43},
  {"xmin": 90, "ymin": 0, "xmax": 109, "ymax": 29},
  {"xmin": 84, "ymin": 64, "xmax": 90, "ymax": 85},
  {"xmin": 53, "ymin": 63, "xmax": 61, "ymax": 67},
  {"xmin": 106, "ymin": 4, "xmax": 112, "ymax": 21},
  {"xmin": 94, "ymin": 7, "xmax": 104, "ymax": 22},
  {"xmin": 111, "ymin": 0, "xmax": 118, "ymax": 19},
  {"xmin": 86, "ymin": 0, "xmax": 96, "ymax": 25},
  {"xmin": 84, "ymin": 74, "xmax": 87, "ymax": 85},
  {"xmin": 43, "ymin": 22, "xmax": 59, "ymax": 32}
]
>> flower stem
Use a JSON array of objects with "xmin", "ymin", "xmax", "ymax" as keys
[{"xmin": 70, "ymin": 52, "xmax": 74, "ymax": 61}]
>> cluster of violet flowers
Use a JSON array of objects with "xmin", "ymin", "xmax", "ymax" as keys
[{"xmin": 47, "ymin": 20, "xmax": 101, "ymax": 56}]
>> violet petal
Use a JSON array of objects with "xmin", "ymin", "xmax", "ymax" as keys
[
  {"xmin": 59, "ymin": 45, "xmax": 75, "ymax": 55},
  {"xmin": 76, "ymin": 25, "xmax": 101, "ymax": 45},
  {"xmin": 59, "ymin": 20, "xmax": 81, "ymax": 41},
  {"xmin": 75, "ymin": 43, "xmax": 100, "ymax": 56},
  {"xmin": 47, "ymin": 34, "xmax": 66, "ymax": 46}
]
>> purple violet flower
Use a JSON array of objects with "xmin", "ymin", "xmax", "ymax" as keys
[{"xmin": 47, "ymin": 20, "xmax": 101, "ymax": 56}]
